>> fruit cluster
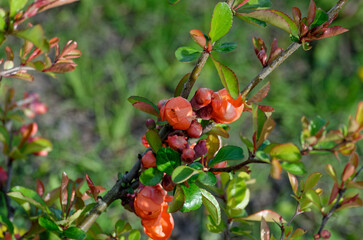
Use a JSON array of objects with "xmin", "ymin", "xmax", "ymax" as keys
[{"xmin": 132, "ymin": 88, "xmax": 244, "ymax": 239}]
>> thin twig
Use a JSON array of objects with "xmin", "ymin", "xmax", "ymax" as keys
[
  {"xmin": 209, "ymin": 158, "xmax": 267, "ymax": 173},
  {"xmin": 240, "ymin": 0, "xmax": 348, "ymax": 99},
  {"xmin": 0, "ymin": 66, "xmax": 35, "ymax": 77},
  {"xmin": 316, "ymin": 163, "xmax": 363, "ymax": 235}
]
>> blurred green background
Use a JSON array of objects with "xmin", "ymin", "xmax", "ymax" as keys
[{"xmin": 3, "ymin": 0, "xmax": 363, "ymax": 239}]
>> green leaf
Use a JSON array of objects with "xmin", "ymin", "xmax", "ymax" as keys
[
  {"xmin": 207, "ymin": 215, "xmax": 226, "ymax": 233},
  {"xmin": 172, "ymin": 166, "xmax": 200, "ymax": 184},
  {"xmin": 201, "ymin": 189, "xmax": 221, "ymax": 224},
  {"xmin": 208, "ymin": 145, "xmax": 244, "ymax": 167},
  {"xmin": 213, "ymin": 42, "xmax": 237, "ymax": 53},
  {"xmin": 310, "ymin": 8, "xmax": 328, "ymax": 28},
  {"xmin": 226, "ymin": 172, "xmax": 250, "ymax": 218},
  {"xmin": 15, "ymin": 25, "xmax": 50, "ymax": 52},
  {"xmin": 180, "ymin": 183, "xmax": 202, "ymax": 212},
  {"xmin": 304, "ymin": 172, "xmax": 322, "ymax": 192},
  {"xmin": 270, "ymin": 143, "xmax": 301, "ymax": 162},
  {"xmin": 304, "ymin": 189, "xmax": 321, "ymax": 208},
  {"xmin": 38, "ymin": 216, "xmax": 61, "ymax": 232},
  {"xmin": 240, "ymin": 209, "xmax": 286, "ymax": 223},
  {"xmin": 0, "ymin": 126, "xmax": 9, "ymax": 143},
  {"xmin": 168, "ymin": 185, "xmax": 184, "ymax": 213},
  {"xmin": 63, "ymin": 227, "xmax": 86, "ymax": 240},
  {"xmin": 10, "ymin": 0, "xmax": 28, "ymax": 18},
  {"xmin": 255, "ymin": 151, "xmax": 270, "ymax": 162},
  {"xmin": 290, "ymin": 228, "xmax": 306, "ymax": 238},
  {"xmin": 241, "ymin": 10, "xmax": 298, "ymax": 36},
  {"xmin": 22, "ymin": 138, "xmax": 52, "ymax": 155},
  {"xmin": 146, "ymin": 129, "xmax": 162, "ymax": 153},
  {"xmin": 309, "ymin": 116, "xmax": 327, "ymax": 136},
  {"xmin": 198, "ymin": 172, "xmax": 217, "ymax": 186},
  {"xmin": 128, "ymin": 96, "xmax": 160, "ymax": 117},
  {"xmin": 0, "ymin": 215, "xmax": 14, "ymax": 234},
  {"xmin": 128, "ymin": 229, "xmax": 141, "ymax": 240},
  {"xmin": 236, "ymin": 15, "xmax": 267, "ymax": 27},
  {"xmin": 281, "ymin": 162, "xmax": 306, "ymax": 175},
  {"xmin": 156, "ymin": 147, "xmax": 181, "ymax": 175},
  {"xmin": 211, "ymin": 56, "xmax": 239, "ymax": 99},
  {"xmin": 235, "ymin": 0, "xmax": 272, "ymax": 11},
  {"xmin": 175, "ymin": 47, "xmax": 200, "ymax": 62},
  {"xmin": 209, "ymin": 2, "xmax": 233, "ymax": 42},
  {"xmin": 139, "ymin": 167, "xmax": 163, "ymax": 186}
]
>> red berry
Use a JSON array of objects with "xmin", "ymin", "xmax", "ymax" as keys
[
  {"xmin": 182, "ymin": 148, "xmax": 195, "ymax": 163},
  {"xmin": 321, "ymin": 230, "xmax": 331, "ymax": 239},
  {"xmin": 142, "ymin": 151, "xmax": 157, "ymax": 169},
  {"xmin": 186, "ymin": 120, "xmax": 203, "ymax": 138},
  {"xmin": 191, "ymin": 88, "xmax": 213, "ymax": 110},
  {"xmin": 194, "ymin": 139, "xmax": 207, "ymax": 159},
  {"xmin": 161, "ymin": 174, "xmax": 175, "ymax": 191},
  {"xmin": 167, "ymin": 135, "xmax": 188, "ymax": 152},
  {"xmin": 145, "ymin": 119, "xmax": 156, "ymax": 129}
]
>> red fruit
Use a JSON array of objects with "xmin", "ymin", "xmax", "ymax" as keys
[
  {"xmin": 160, "ymin": 97, "xmax": 194, "ymax": 130},
  {"xmin": 145, "ymin": 119, "xmax": 156, "ymax": 129},
  {"xmin": 167, "ymin": 135, "xmax": 188, "ymax": 152},
  {"xmin": 321, "ymin": 230, "xmax": 331, "ymax": 239},
  {"xmin": 134, "ymin": 185, "xmax": 167, "ymax": 220},
  {"xmin": 142, "ymin": 134, "xmax": 150, "ymax": 148},
  {"xmin": 194, "ymin": 139, "xmax": 207, "ymax": 159},
  {"xmin": 141, "ymin": 202, "xmax": 174, "ymax": 240},
  {"xmin": 142, "ymin": 151, "xmax": 157, "ymax": 169},
  {"xmin": 191, "ymin": 88, "xmax": 213, "ymax": 110},
  {"xmin": 211, "ymin": 89, "xmax": 244, "ymax": 124},
  {"xmin": 186, "ymin": 120, "xmax": 203, "ymax": 138},
  {"xmin": 161, "ymin": 174, "xmax": 176, "ymax": 191},
  {"xmin": 181, "ymin": 148, "xmax": 195, "ymax": 163}
]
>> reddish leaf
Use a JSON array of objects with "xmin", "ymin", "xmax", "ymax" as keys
[
  {"xmin": 270, "ymin": 159, "xmax": 282, "ymax": 180},
  {"xmin": 258, "ymin": 105, "xmax": 274, "ymax": 112},
  {"xmin": 60, "ymin": 172, "xmax": 69, "ymax": 213},
  {"xmin": 85, "ymin": 174, "xmax": 105, "ymax": 200},
  {"xmin": 268, "ymin": 38, "xmax": 283, "ymax": 63},
  {"xmin": 242, "ymin": 10, "xmax": 299, "ymax": 36},
  {"xmin": 252, "ymin": 37, "xmax": 267, "ymax": 66},
  {"xmin": 5, "ymin": 47, "xmax": 14, "ymax": 61},
  {"xmin": 288, "ymin": 172, "xmax": 298, "ymax": 195},
  {"xmin": 174, "ymin": 73, "xmax": 190, "ymax": 97},
  {"xmin": 190, "ymin": 29, "xmax": 207, "ymax": 48},
  {"xmin": 342, "ymin": 162, "xmax": 355, "ymax": 182},
  {"xmin": 337, "ymin": 196, "xmax": 363, "ymax": 211},
  {"xmin": 0, "ymin": 166, "xmax": 8, "ymax": 186},
  {"xmin": 256, "ymin": 117, "xmax": 275, "ymax": 148},
  {"xmin": 307, "ymin": 26, "xmax": 349, "ymax": 41},
  {"xmin": 292, "ymin": 7, "xmax": 301, "ymax": 26},
  {"xmin": 36, "ymin": 179, "xmax": 45, "ymax": 197},
  {"xmin": 328, "ymin": 182, "xmax": 339, "ymax": 204},
  {"xmin": 248, "ymin": 81, "xmax": 270, "ymax": 104},
  {"xmin": 241, "ymin": 209, "xmax": 286, "ymax": 223},
  {"xmin": 42, "ymin": 61, "xmax": 76, "ymax": 73},
  {"xmin": 6, "ymin": 72, "xmax": 34, "ymax": 81},
  {"xmin": 260, "ymin": 217, "xmax": 270, "ymax": 240},
  {"xmin": 307, "ymin": 0, "xmax": 316, "ymax": 27},
  {"xmin": 132, "ymin": 102, "xmax": 159, "ymax": 117},
  {"xmin": 349, "ymin": 152, "xmax": 359, "ymax": 169}
]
